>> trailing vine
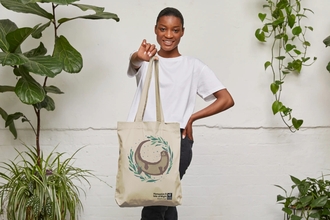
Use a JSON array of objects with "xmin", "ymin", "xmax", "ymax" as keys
[
  {"xmin": 323, "ymin": 36, "xmax": 330, "ymax": 72},
  {"xmin": 255, "ymin": 0, "xmax": 316, "ymax": 132}
]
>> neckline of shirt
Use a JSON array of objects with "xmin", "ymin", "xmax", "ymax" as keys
[{"xmin": 157, "ymin": 53, "xmax": 184, "ymax": 61}]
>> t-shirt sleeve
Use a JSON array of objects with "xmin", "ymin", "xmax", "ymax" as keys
[
  {"xmin": 127, "ymin": 52, "xmax": 148, "ymax": 86},
  {"xmin": 127, "ymin": 52, "xmax": 138, "ymax": 77},
  {"xmin": 197, "ymin": 64, "xmax": 226, "ymax": 102}
]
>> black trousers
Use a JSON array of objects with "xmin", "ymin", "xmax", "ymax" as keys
[{"xmin": 141, "ymin": 133, "xmax": 194, "ymax": 220}]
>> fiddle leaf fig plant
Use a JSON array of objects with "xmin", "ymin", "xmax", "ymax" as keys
[
  {"xmin": 0, "ymin": 0, "xmax": 119, "ymax": 155},
  {"xmin": 255, "ymin": 0, "xmax": 316, "ymax": 132},
  {"xmin": 0, "ymin": 0, "xmax": 119, "ymax": 219}
]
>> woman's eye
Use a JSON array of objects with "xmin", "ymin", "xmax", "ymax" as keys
[
  {"xmin": 160, "ymin": 28, "xmax": 165, "ymax": 32},
  {"xmin": 174, "ymin": 29, "xmax": 179, "ymax": 33}
]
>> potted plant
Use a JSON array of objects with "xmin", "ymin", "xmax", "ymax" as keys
[
  {"xmin": 0, "ymin": 145, "xmax": 96, "ymax": 219},
  {"xmin": 276, "ymin": 175, "xmax": 330, "ymax": 220},
  {"xmin": 0, "ymin": 0, "xmax": 119, "ymax": 219}
]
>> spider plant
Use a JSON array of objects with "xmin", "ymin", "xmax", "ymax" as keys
[{"xmin": 0, "ymin": 145, "xmax": 94, "ymax": 220}]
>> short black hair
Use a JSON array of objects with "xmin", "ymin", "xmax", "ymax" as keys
[{"xmin": 156, "ymin": 7, "xmax": 184, "ymax": 28}]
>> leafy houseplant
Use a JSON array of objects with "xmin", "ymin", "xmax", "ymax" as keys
[
  {"xmin": 276, "ymin": 175, "xmax": 330, "ymax": 220},
  {"xmin": 0, "ymin": 145, "xmax": 94, "ymax": 220},
  {"xmin": 0, "ymin": 0, "xmax": 119, "ymax": 219},
  {"xmin": 255, "ymin": 0, "xmax": 317, "ymax": 132}
]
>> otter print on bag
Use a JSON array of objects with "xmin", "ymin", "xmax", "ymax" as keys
[
  {"xmin": 132, "ymin": 136, "xmax": 171, "ymax": 179},
  {"xmin": 115, "ymin": 57, "xmax": 182, "ymax": 207}
]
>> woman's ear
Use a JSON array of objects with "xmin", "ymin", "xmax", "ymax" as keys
[{"xmin": 154, "ymin": 25, "xmax": 157, "ymax": 34}]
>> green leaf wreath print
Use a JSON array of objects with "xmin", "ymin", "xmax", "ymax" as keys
[{"xmin": 128, "ymin": 135, "xmax": 174, "ymax": 182}]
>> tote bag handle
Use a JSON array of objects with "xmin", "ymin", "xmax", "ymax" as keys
[{"xmin": 135, "ymin": 56, "xmax": 164, "ymax": 122}]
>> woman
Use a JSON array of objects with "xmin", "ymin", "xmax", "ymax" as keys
[{"xmin": 126, "ymin": 7, "xmax": 234, "ymax": 220}]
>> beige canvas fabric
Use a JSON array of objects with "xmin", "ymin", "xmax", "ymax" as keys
[{"xmin": 115, "ymin": 56, "xmax": 182, "ymax": 207}]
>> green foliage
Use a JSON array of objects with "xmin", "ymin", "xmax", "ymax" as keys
[
  {"xmin": 255, "ymin": 0, "xmax": 316, "ymax": 132},
  {"xmin": 323, "ymin": 35, "xmax": 330, "ymax": 73},
  {"xmin": 0, "ymin": 0, "xmax": 119, "ymax": 139},
  {"xmin": 0, "ymin": 0, "xmax": 118, "ymax": 219},
  {"xmin": 0, "ymin": 145, "xmax": 96, "ymax": 220},
  {"xmin": 276, "ymin": 175, "xmax": 330, "ymax": 220}
]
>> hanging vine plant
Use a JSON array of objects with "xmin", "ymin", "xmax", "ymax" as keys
[
  {"xmin": 323, "ymin": 36, "xmax": 330, "ymax": 72},
  {"xmin": 255, "ymin": 0, "xmax": 316, "ymax": 132}
]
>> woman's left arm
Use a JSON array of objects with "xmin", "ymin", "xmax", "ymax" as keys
[{"xmin": 183, "ymin": 89, "xmax": 234, "ymax": 140}]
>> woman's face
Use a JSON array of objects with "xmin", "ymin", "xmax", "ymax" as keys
[{"xmin": 155, "ymin": 15, "xmax": 184, "ymax": 58}]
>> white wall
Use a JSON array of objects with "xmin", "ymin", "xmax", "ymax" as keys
[{"xmin": 1, "ymin": 0, "xmax": 330, "ymax": 219}]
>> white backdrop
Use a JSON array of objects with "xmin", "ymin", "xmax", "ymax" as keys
[{"xmin": 1, "ymin": 0, "xmax": 330, "ymax": 219}]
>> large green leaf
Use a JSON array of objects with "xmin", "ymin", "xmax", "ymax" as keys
[
  {"xmin": 58, "ymin": 12, "xmax": 120, "ymax": 24},
  {"xmin": 258, "ymin": 13, "xmax": 266, "ymax": 22},
  {"xmin": 255, "ymin": 28, "xmax": 266, "ymax": 42},
  {"xmin": 311, "ymin": 196, "xmax": 328, "ymax": 208},
  {"xmin": 23, "ymin": 55, "xmax": 63, "ymax": 77},
  {"xmin": 72, "ymin": 3, "xmax": 104, "ymax": 13},
  {"xmin": 326, "ymin": 62, "xmax": 330, "ymax": 73},
  {"xmin": 299, "ymin": 195, "xmax": 313, "ymax": 207},
  {"xmin": 0, "ymin": 0, "xmax": 53, "ymax": 19},
  {"xmin": 270, "ymin": 82, "xmax": 279, "ymax": 94},
  {"xmin": 6, "ymin": 24, "xmax": 40, "ymax": 53},
  {"xmin": 309, "ymin": 212, "xmax": 322, "ymax": 219},
  {"xmin": 272, "ymin": 100, "xmax": 283, "ymax": 115},
  {"xmin": 23, "ymin": 42, "xmax": 47, "ymax": 57},
  {"xmin": 0, "ymin": 19, "xmax": 18, "ymax": 52},
  {"xmin": 291, "ymin": 215, "xmax": 303, "ymax": 220},
  {"xmin": 0, "ymin": 107, "xmax": 17, "ymax": 139},
  {"xmin": 292, "ymin": 26, "xmax": 302, "ymax": 36},
  {"xmin": 297, "ymin": 182, "xmax": 310, "ymax": 196},
  {"xmin": 292, "ymin": 117, "xmax": 303, "ymax": 130},
  {"xmin": 288, "ymin": 14, "xmax": 296, "ymax": 29},
  {"xmin": 14, "ymin": 66, "xmax": 45, "ymax": 104},
  {"xmin": 44, "ymin": 85, "xmax": 64, "ymax": 94},
  {"xmin": 32, "ymin": 21, "xmax": 51, "ymax": 39},
  {"xmin": 53, "ymin": 35, "xmax": 82, "ymax": 73},
  {"xmin": 36, "ymin": 0, "xmax": 79, "ymax": 5},
  {"xmin": 290, "ymin": 176, "xmax": 301, "ymax": 185},
  {"xmin": 34, "ymin": 95, "xmax": 55, "ymax": 111},
  {"xmin": 323, "ymin": 35, "xmax": 330, "ymax": 47},
  {"xmin": 20, "ymin": 0, "xmax": 36, "ymax": 3},
  {"xmin": 5, "ymin": 112, "xmax": 23, "ymax": 127},
  {"xmin": 0, "ymin": 52, "xmax": 29, "ymax": 66}
]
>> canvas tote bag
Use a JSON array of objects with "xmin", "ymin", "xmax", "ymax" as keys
[{"xmin": 115, "ymin": 56, "xmax": 182, "ymax": 207}]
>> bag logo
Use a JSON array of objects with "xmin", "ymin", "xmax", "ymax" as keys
[
  {"xmin": 128, "ymin": 136, "xmax": 173, "ymax": 182},
  {"xmin": 153, "ymin": 193, "xmax": 173, "ymax": 200}
]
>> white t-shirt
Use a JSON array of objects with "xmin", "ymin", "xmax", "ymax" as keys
[{"xmin": 127, "ymin": 54, "xmax": 226, "ymax": 128}]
